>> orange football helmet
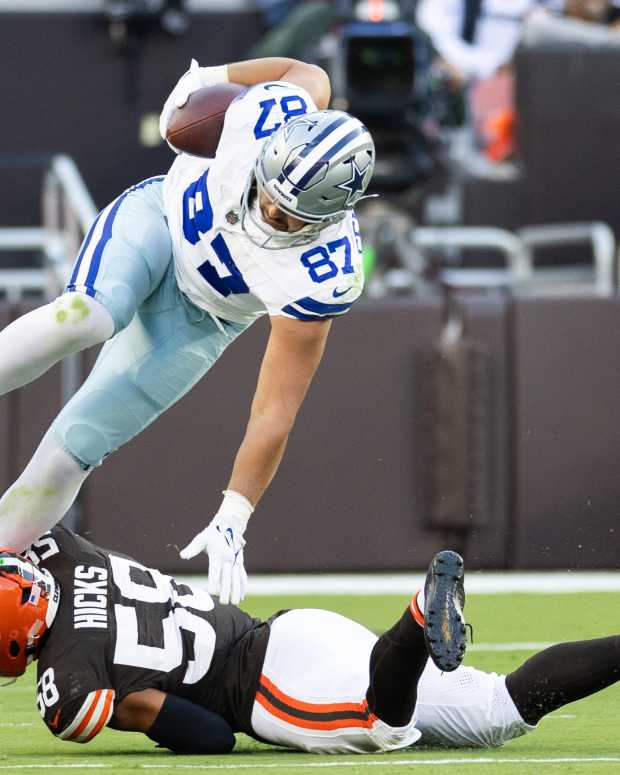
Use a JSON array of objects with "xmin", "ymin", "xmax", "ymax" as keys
[{"xmin": 0, "ymin": 550, "xmax": 58, "ymax": 677}]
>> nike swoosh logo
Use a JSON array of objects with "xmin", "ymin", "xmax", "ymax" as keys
[
  {"xmin": 49, "ymin": 710, "xmax": 61, "ymax": 730},
  {"xmin": 333, "ymin": 287, "xmax": 352, "ymax": 298},
  {"xmin": 217, "ymin": 526, "xmax": 235, "ymax": 548}
]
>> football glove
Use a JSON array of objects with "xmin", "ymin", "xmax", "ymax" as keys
[
  {"xmin": 159, "ymin": 59, "xmax": 229, "ymax": 151},
  {"xmin": 179, "ymin": 490, "xmax": 253, "ymax": 605}
]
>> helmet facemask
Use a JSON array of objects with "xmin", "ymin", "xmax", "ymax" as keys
[
  {"xmin": 239, "ymin": 173, "xmax": 334, "ymax": 250},
  {"xmin": 0, "ymin": 551, "xmax": 59, "ymax": 677}
]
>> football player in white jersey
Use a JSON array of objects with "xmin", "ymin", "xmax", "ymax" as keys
[{"xmin": 0, "ymin": 57, "xmax": 375, "ymax": 604}]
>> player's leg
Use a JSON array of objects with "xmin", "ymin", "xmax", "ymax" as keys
[
  {"xmin": 0, "ymin": 296, "xmax": 113, "ymax": 395},
  {"xmin": 251, "ymin": 608, "xmax": 393, "ymax": 754},
  {"xmin": 416, "ymin": 636, "xmax": 620, "ymax": 749},
  {"xmin": 413, "ymin": 604, "xmax": 620, "ymax": 749},
  {"xmin": 366, "ymin": 550, "xmax": 467, "ymax": 727},
  {"xmin": 50, "ymin": 263, "xmax": 247, "ymax": 471},
  {"xmin": 413, "ymin": 661, "xmax": 536, "ymax": 748},
  {"xmin": 0, "ymin": 176, "xmax": 178, "ymax": 550},
  {"xmin": 364, "ymin": 603, "xmax": 428, "ymax": 728},
  {"xmin": 505, "ymin": 636, "xmax": 620, "ymax": 725},
  {"xmin": 2, "ymin": 259, "xmax": 245, "ymax": 550},
  {"xmin": 250, "ymin": 551, "xmax": 467, "ymax": 754},
  {"xmin": 0, "ymin": 429, "xmax": 90, "ymax": 551},
  {"xmin": 0, "ymin": 284, "xmax": 247, "ymax": 549}
]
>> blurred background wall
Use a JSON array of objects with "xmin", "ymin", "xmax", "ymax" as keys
[{"xmin": 1, "ymin": 0, "xmax": 620, "ymax": 571}]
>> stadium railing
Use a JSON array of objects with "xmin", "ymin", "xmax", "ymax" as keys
[
  {"xmin": 415, "ymin": 221, "xmax": 616, "ymax": 293},
  {"xmin": 358, "ymin": 209, "xmax": 617, "ymax": 295},
  {"xmin": 0, "ymin": 153, "xmax": 98, "ymax": 406},
  {"xmin": 42, "ymin": 154, "xmax": 99, "ymax": 296}
]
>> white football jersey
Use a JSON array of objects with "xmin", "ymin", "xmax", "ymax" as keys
[{"xmin": 163, "ymin": 81, "xmax": 365, "ymax": 326}]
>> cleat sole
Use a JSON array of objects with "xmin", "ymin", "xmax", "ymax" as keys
[{"xmin": 423, "ymin": 550, "xmax": 467, "ymax": 672}]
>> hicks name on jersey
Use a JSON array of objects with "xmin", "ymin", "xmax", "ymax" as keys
[{"xmin": 73, "ymin": 565, "xmax": 108, "ymax": 630}]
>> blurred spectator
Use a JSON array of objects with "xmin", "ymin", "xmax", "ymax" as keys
[
  {"xmin": 418, "ymin": 0, "xmax": 620, "ymax": 165},
  {"xmin": 416, "ymin": 0, "xmax": 619, "ymax": 92},
  {"xmin": 415, "ymin": 0, "xmax": 548, "ymax": 164},
  {"xmin": 563, "ymin": 0, "xmax": 620, "ymax": 24},
  {"xmin": 523, "ymin": 0, "xmax": 620, "ymax": 46},
  {"xmin": 415, "ymin": 0, "xmax": 545, "ymax": 84}
]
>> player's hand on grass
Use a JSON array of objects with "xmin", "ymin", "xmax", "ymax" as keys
[{"xmin": 179, "ymin": 490, "xmax": 253, "ymax": 605}]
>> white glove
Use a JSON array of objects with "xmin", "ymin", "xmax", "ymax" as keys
[
  {"xmin": 180, "ymin": 490, "xmax": 253, "ymax": 605},
  {"xmin": 159, "ymin": 59, "xmax": 229, "ymax": 150}
]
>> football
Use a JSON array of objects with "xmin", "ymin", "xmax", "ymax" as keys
[{"xmin": 165, "ymin": 82, "xmax": 247, "ymax": 157}]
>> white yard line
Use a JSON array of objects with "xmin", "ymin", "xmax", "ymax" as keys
[
  {"xmin": 468, "ymin": 642, "xmax": 555, "ymax": 652},
  {"xmin": 0, "ymin": 722, "xmax": 35, "ymax": 728},
  {"xmin": 4, "ymin": 757, "xmax": 618, "ymax": 770},
  {"xmin": 139, "ymin": 760, "xmax": 620, "ymax": 770},
  {"xmin": 176, "ymin": 572, "xmax": 620, "ymax": 596}
]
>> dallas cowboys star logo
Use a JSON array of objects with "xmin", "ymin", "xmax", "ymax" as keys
[{"xmin": 335, "ymin": 158, "xmax": 368, "ymax": 205}]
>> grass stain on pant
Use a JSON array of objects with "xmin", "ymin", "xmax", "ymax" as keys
[{"xmin": 0, "ymin": 486, "xmax": 57, "ymax": 519}]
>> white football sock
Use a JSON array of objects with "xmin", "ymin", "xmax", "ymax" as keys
[
  {"xmin": 0, "ymin": 429, "xmax": 91, "ymax": 551},
  {"xmin": 0, "ymin": 293, "xmax": 114, "ymax": 396},
  {"xmin": 417, "ymin": 588, "xmax": 425, "ymax": 614}
]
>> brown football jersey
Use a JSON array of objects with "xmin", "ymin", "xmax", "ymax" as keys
[{"xmin": 28, "ymin": 526, "xmax": 269, "ymax": 743}]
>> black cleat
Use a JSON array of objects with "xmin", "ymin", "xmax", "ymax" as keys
[{"xmin": 423, "ymin": 550, "xmax": 467, "ymax": 672}]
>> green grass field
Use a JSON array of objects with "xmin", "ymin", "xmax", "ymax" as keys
[{"xmin": 1, "ymin": 592, "xmax": 619, "ymax": 775}]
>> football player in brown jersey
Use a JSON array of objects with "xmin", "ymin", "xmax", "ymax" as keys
[{"xmin": 0, "ymin": 529, "xmax": 618, "ymax": 754}]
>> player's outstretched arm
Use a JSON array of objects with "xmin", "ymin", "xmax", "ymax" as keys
[
  {"xmin": 112, "ymin": 688, "xmax": 235, "ymax": 755},
  {"xmin": 228, "ymin": 316, "xmax": 332, "ymax": 503},
  {"xmin": 180, "ymin": 317, "xmax": 332, "ymax": 603}
]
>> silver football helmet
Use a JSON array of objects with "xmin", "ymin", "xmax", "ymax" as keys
[{"xmin": 240, "ymin": 110, "xmax": 375, "ymax": 249}]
